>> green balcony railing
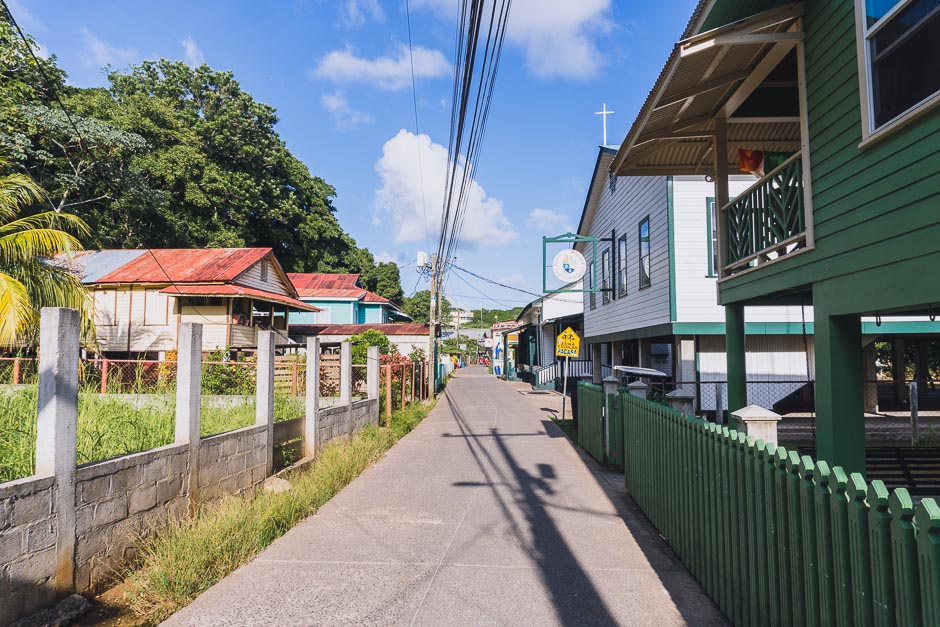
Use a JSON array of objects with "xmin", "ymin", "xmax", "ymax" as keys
[{"xmin": 723, "ymin": 151, "xmax": 807, "ymax": 274}]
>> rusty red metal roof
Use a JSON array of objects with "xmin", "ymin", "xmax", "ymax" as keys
[
  {"xmin": 288, "ymin": 273, "xmax": 361, "ymax": 295},
  {"xmin": 159, "ymin": 284, "xmax": 320, "ymax": 312},
  {"xmin": 97, "ymin": 248, "xmax": 272, "ymax": 284},
  {"xmin": 289, "ymin": 323, "xmax": 429, "ymax": 336},
  {"xmin": 361, "ymin": 291, "xmax": 389, "ymax": 304}
]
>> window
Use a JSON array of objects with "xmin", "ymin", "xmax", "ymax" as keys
[
  {"xmin": 588, "ymin": 262, "xmax": 596, "ymax": 309},
  {"xmin": 601, "ymin": 249, "xmax": 611, "ymax": 304},
  {"xmin": 706, "ymin": 197, "xmax": 718, "ymax": 277},
  {"xmin": 94, "ymin": 290, "xmax": 117, "ymax": 326},
  {"xmin": 617, "ymin": 235, "xmax": 628, "ymax": 296},
  {"xmin": 638, "ymin": 217, "xmax": 651, "ymax": 289},
  {"xmin": 856, "ymin": 0, "xmax": 940, "ymax": 139},
  {"xmin": 144, "ymin": 291, "xmax": 169, "ymax": 326},
  {"xmin": 260, "ymin": 259, "xmax": 269, "ymax": 281}
]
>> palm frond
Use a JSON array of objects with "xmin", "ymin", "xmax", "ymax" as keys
[
  {"xmin": 0, "ymin": 211, "xmax": 91, "ymax": 238},
  {"xmin": 0, "ymin": 173, "xmax": 44, "ymax": 221},
  {"xmin": 0, "ymin": 273, "xmax": 34, "ymax": 349},
  {"xmin": 0, "ymin": 229, "xmax": 85, "ymax": 266}
]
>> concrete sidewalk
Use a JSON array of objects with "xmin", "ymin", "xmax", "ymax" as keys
[{"xmin": 165, "ymin": 367, "xmax": 724, "ymax": 626}]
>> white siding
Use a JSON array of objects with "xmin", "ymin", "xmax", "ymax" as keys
[
  {"xmin": 696, "ymin": 334, "xmax": 816, "ymax": 412},
  {"xmin": 672, "ymin": 175, "xmax": 817, "ymax": 325},
  {"xmin": 234, "ymin": 256, "xmax": 293, "ymax": 297},
  {"xmin": 581, "ymin": 176, "xmax": 671, "ymax": 340},
  {"xmin": 93, "ymin": 287, "xmax": 176, "ymax": 354},
  {"xmin": 179, "ymin": 305, "xmax": 228, "ymax": 351}
]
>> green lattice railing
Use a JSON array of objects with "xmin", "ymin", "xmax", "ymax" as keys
[{"xmin": 723, "ymin": 151, "xmax": 806, "ymax": 273}]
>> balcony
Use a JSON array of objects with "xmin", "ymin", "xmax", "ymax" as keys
[{"xmin": 722, "ymin": 151, "xmax": 808, "ymax": 276}]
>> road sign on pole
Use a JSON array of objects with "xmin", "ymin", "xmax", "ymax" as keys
[
  {"xmin": 556, "ymin": 327, "xmax": 580, "ymax": 423},
  {"xmin": 555, "ymin": 327, "xmax": 581, "ymax": 359}
]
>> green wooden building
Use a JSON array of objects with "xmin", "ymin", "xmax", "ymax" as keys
[{"xmin": 611, "ymin": 0, "xmax": 940, "ymax": 474}]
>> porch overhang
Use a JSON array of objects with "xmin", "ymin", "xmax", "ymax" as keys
[
  {"xmin": 160, "ymin": 284, "xmax": 321, "ymax": 312},
  {"xmin": 611, "ymin": 3, "xmax": 804, "ymax": 176}
]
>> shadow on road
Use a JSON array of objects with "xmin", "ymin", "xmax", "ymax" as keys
[
  {"xmin": 444, "ymin": 393, "xmax": 616, "ymax": 625},
  {"xmin": 442, "ymin": 389, "xmax": 724, "ymax": 626}
]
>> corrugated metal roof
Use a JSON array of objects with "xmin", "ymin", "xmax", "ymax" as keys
[
  {"xmin": 288, "ymin": 273, "xmax": 362, "ymax": 295},
  {"xmin": 289, "ymin": 323, "xmax": 429, "ymax": 336},
  {"xmin": 95, "ymin": 248, "xmax": 272, "ymax": 284},
  {"xmin": 59, "ymin": 250, "xmax": 148, "ymax": 282},
  {"xmin": 159, "ymin": 284, "xmax": 320, "ymax": 312},
  {"xmin": 611, "ymin": 3, "xmax": 804, "ymax": 176}
]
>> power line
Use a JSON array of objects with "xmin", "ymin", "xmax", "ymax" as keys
[
  {"xmin": 434, "ymin": 0, "xmax": 512, "ymax": 302},
  {"xmin": 2, "ymin": 3, "xmax": 219, "ymax": 326},
  {"xmin": 404, "ymin": 0, "xmax": 431, "ymax": 255},
  {"xmin": 452, "ymin": 264, "xmax": 542, "ymax": 298}
]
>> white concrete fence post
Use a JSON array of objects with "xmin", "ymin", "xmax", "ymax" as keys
[
  {"xmin": 731, "ymin": 405, "xmax": 782, "ymax": 445},
  {"xmin": 256, "ymin": 330, "xmax": 275, "ymax": 476},
  {"xmin": 367, "ymin": 346, "xmax": 380, "ymax": 400},
  {"xmin": 36, "ymin": 307, "xmax": 79, "ymax": 594},
  {"xmin": 367, "ymin": 346, "xmax": 380, "ymax": 427},
  {"xmin": 175, "ymin": 323, "xmax": 202, "ymax": 516},
  {"xmin": 340, "ymin": 341, "xmax": 352, "ymax": 404},
  {"xmin": 340, "ymin": 341, "xmax": 353, "ymax": 434},
  {"xmin": 304, "ymin": 337, "xmax": 320, "ymax": 459}
]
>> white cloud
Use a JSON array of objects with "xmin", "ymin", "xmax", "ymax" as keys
[
  {"xmin": 80, "ymin": 28, "xmax": 137, "ymax": 68},
  {"xmin": 6, "ymin": 0, "xmax": 40, "ymax": 30},
  {"xmin": 321, "ymin": 90, "xmax": 374, "ymax": 130},
  {"xmin": 373, "ymin": 129, "xmax": 517, "ymax": 248},
  {"xmin": 180, "ymin": 36, "xmax": 204, "ymax": 66},
  {"xmin": 374, "ymin": 251, "xmax": 397, "ymax": 264},
  {"xmin": 526, "ymin": 208, "xmax": 573, "ymax": 235},
  {"xmin": 310, "ymin": 44, "xmax": 450, "ymax": 91},
  {"xmin": 339, "ymin": 0, "xmax": 386, "ymax": 27},
  {"xmin": 413, "ymin": 0, "xmax": 613, "ymax": 79},
  {"xmin": 496, "ymin": 273, "xmax": 526, "ymax": 289}
]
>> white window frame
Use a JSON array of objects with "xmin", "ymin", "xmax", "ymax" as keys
[{"xmin": 855, "ymin": 0, "xmax": 940, "ymax": 146}]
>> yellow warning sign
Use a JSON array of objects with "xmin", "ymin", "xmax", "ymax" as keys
[{"xmin": 555, "ymin": 327, "xmax": 581, "ymax": 358}]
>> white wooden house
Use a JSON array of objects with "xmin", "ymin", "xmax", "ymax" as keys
[
  {"xmin": 66, "ymin": 248, "xmax": 319, "ymax": 357},
  {"xmin": 576, "ymin": 147, "xmax": 816, "ymax": 414}
]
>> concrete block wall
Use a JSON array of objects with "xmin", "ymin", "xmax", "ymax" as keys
[
  {"xmin": 318, "ymin": 398, "xmax": 379, "ymax": 444},
  {"xmin": 73, "ymin": 444, "xmax": 189, "ymax": 594},
  {"xmin": 1, "ymin": 316, "xmax": 384, "ymax": 623},
  {"xmin": 0, "ymin": 476, "xmax": 58, "ymax": 625},
  {"xmin": 198, "ymin": 425, "xmax": 269, "ymax": 501}
]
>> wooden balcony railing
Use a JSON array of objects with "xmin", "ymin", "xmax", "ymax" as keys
[{"xmin": 722, "ymin": 150, "xmax": 807, "ymax": 275}]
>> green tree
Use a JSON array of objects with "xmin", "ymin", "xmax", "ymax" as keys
[
  {"xmin": 403, "ymin": 290, "xmax": 451, "ymax": 325},
  {"xmin": 0, "ymin": 156, "xmax": 92, "ymax": 346},
  {"xmin": 346, "ymin": 329, "xmax": 395, "ymax": 364},
  {"xmin": 361, "ymin": 262, "xmax": 404, "ymax": 304}
]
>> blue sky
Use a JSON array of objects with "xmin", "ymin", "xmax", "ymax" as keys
[{"xmin": 9, "ymin": 0, "xmax": 697, "ymax": 310}]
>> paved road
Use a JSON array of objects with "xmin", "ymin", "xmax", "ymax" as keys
[{"xmin": 166, "ymin": 367, "xmax": 724, "ymax": 626}]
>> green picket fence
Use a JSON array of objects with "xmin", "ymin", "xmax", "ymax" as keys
[
  {"xmin": 576, "ymin": 382, "xmax": 605, "ymax": 463},
  {"xmin": 620, "ymin": 391, "xmax": 940, "ymax": 627}
]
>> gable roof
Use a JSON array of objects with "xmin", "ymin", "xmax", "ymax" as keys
[
  {"xmin": 91, "ymin": 248, "xmax": 273, "ymax": 284},
  {"xmin": 288, "ymin": 273, "xmax": 362, "ymax": 295},
  {"xmin": 574, "ymin": 146, "xmax": 619, "ymax": 252}
]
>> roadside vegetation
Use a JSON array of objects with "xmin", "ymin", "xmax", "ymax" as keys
[
  {"xmin": 0, "ymin": 388, "xmax": 303, "ymax": 483},
  {"xmin": 108, "ymin": 399, "xmax": 433, "ymax": 624}
]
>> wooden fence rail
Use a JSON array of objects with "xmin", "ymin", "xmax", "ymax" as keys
[{"xmin": 615, "ymin": 390, "xmax": 940, "ymax": 627}]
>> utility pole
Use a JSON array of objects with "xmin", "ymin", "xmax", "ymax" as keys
[{"xmin": 428, "ymin": 254, "xmax": 438, "ymax": 396}]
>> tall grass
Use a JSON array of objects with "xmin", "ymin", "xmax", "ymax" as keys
[
  {"xmin": 121, "ymin": 400, "xmax": 434, "ymax": 624},
  {"xmin": 0, "ymin": 388, "xmax": 303, "ymax": 483}
]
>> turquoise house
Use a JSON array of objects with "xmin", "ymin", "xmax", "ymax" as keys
[{"xmin": 287, "ymin": 273, "xmax": 410, "ymax": 325}]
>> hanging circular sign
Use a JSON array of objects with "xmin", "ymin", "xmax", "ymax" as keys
[{"xmin": 552, "ymin": 249, "xmax": 587, "ymax": 283}]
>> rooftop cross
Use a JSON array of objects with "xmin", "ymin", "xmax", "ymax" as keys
[{"xmin": 594, "ymin": 102, "xmax": 615, "ymax": 146}]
